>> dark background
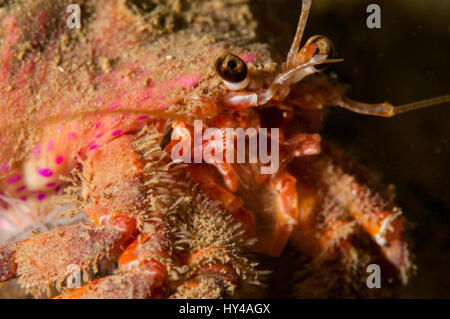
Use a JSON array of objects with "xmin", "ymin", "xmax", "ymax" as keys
[
  {"xmin": 1, "ymin": 0, "xmax": 447, "ymax": 299},
  {"xmin": 251, "ymin": 0, "xmax": 450, "ymax": 297}
]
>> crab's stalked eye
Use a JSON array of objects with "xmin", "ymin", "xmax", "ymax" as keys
[
  {"xmin": 215, "ymin": 53, "xmax": 249, "ymax": 90},
  {"xmin": 306, "ymin": 35, "xmax": 335, "ymax": 71}
]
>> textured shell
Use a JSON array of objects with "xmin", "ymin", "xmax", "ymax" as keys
[{"xmin": 0, "ymin": 0, "xmax": 276, "ymax": 176}]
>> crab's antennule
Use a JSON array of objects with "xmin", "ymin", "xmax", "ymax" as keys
[
  {"xmin": 286, "ymin": 0, "xmax": 312, "ymax": 68},
  {"xmin": 394, "ymin": 94, "xmax": 450, "ymax": 115}
]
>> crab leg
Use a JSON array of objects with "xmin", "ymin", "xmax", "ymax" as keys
[
  {"xmin": 0, "ymin": 223, "xmax": 130, "ymax": 285},
  {"xmin": 290, "ymin": 180, "xmax": 356, "ymax": 259},
  {"xmin": 320, "ymin": 156, "xmax": 411, "ymax": 283},
  {"xmin": 290, "ymin": 145, "xmax": 411, "ymax": 283},
  {"xmin": 0, "ymin": 134, "xmax": 150, "ymax": 292},
  {"xmin": 170, "ymin": 258, "xmax": 239, "ymax": 299},
  {"xmin": 57, "ymin": 131, "xmax": 259, "ymax": 298},
  {"xmin": 260, "ymin": 171, "xmax": 299, "ymax": 256},
  {"xmin": 183, "ymin": 122, "xmax": 324, "ymax": 257},
  {"xmin": 56, "ymin": 214, "xmax": 172, "ymax": 299},
  {"xmin": 54, "ymin": 134, "xmax": 175, "ymax": 298},
  {"xmin": 187, "ymin": 164, "xmax": 256, "ymax": 236},
  {"xmin": 189, "ymin": 161, "xmax": 300, "ymax": 257},
  {"xmin": 168, "ymin": 193, "xmax": 260, "ymax": 299}
]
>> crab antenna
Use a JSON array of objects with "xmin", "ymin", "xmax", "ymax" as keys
[
  {"xmin": 337, "ymin": 94, "xmax": 450, "ymax": 117},
  {"xmin": 286, "ymin": 0, "xmax": 312, "ymax": 68},
  {"xmin": 0, "ymin": 108, "xmax": 193, "ymax": 139},
  {"xmin": 394, "ymin": 94, "xmax": 450, "ymax": 115}
]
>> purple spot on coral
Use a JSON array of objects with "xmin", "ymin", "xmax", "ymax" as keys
[
  {"xmin": 55, "ymin": 185, "xmax": 62, "ymax": 193},
  {"xmin": 31, "ymin": 144, "xmax": 42, "ymax": 158},
  {"xmin": 95, "ymin": 122, "xmax": 103, "ymax": 129},
  {"xmin": 137, "ymin": 115, "xmax": 148, "ymax": 121},
  {"xmin": 96, "ymin": 133, "xmax": 103, "ymax": 138},
  {"xmin": 37, "ymin": 193, "xmax": 46, "ymax": 201},
  {"xmin": 47, "ymin": 140, "xmax": 54, "ymax": 151},
  {"xmin": 89, "ymin": 144, "xmax": 99, "ymax": 150},
  {"xmin": 111, "ymin": 130, "xmax": 122, "ymax": 137},
  {"xmin": 55, "ymin": 155, "xmax": 64, "ymax": 165},
  {"xmin": 15, "ymin": 185, "xmax": 26, "ymax": 193},
  {"xmin": 37, "ymin": 168, "xmax": 53, "ymax": 177},
  {"xmin": 6, "ymin": 174, "xmax": 22, "ymax": 185},
  {"xmin": 46, "ymin": 182, "xmax": 56, "ymax": 187},
  {"xmin": 19, "ymin": 196, "xmax": 27, "ymax": 201}
]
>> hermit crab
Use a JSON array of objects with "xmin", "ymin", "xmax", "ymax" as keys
[{"xmin": 0, "ymin": 0, "xmax": 449, "ymax": 298}]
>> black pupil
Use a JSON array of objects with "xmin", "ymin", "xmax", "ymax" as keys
[
  {"xmin": 215, "ymin": 53, "xmax": 247, "ymax": 83},
  {"xmin": 227, "ymin": 60, "xmax": 237, "ymax": 69}
]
